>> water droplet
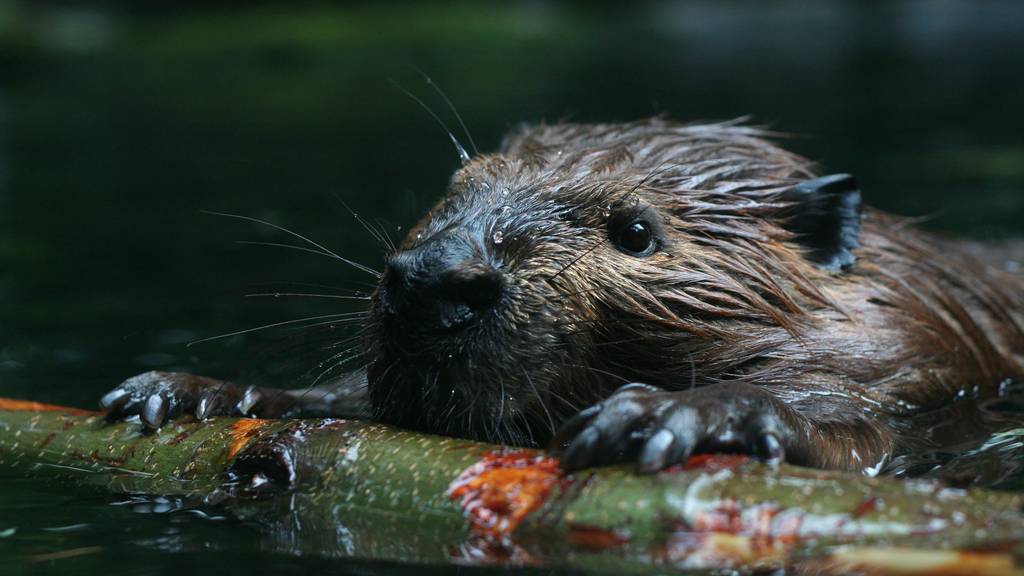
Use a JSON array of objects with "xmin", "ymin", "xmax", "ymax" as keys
[
  {"xmin": 416, "ymin": 232, "xmax": 423, "ymax": 241},
  {"xmin": 501, "ymin": 187, "xmax": 511, "ymax": 196},
  {"xmin": 492, "ymin": 231, "xmax": 504, "ymax": 244}
]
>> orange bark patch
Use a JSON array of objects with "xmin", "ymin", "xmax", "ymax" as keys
[
  {"xmin": 227, "ymin": 418, "xmax": 271, "ymax": 460},
  {"xmin": 447, "ymin": 450, "xmax": 562, "ymax": 539},
  {"xmin": 0, "ymin": 397, "xmax": 100, "ymax": 416},
  {"xmin": 672, "ymin": 454, "xmax": 750, "ymax": 472}
]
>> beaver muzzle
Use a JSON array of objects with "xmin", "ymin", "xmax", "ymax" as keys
[{"xmin": 380, "ymin": 233, "xmax": 505, "ymax": 331}]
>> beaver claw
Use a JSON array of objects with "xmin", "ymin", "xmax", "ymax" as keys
[
  {"xmin": 551, "ymin": 382, "xmax": 799, "ymax": 473},
  {"xmin": 100, "ymin": 371, "xmax": 250, "ymax": 430}
]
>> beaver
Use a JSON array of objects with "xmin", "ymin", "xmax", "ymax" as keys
[{"xmin": 99, "ymin": 118, "xmax": 1024, "ymax": 475}]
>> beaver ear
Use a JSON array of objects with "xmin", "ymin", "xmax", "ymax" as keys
[{"xmin": 779, "ymin": 174, "xmax": 862, "ymax": 272}]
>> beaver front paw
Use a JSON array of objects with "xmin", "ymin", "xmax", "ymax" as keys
[
  {"xmin": 99, "ymin": 371, "xmax": 259, "ymax": 430},
  {"xmin": 552, "ymin": 382, "xmax": 801, "ymax": 473}
]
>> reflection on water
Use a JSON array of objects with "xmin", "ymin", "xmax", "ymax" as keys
[
  {"xmin": 1, "ymin": 0, "xmax": 1024, "ymax": 573},
  {"xmin": 885, "ymin": 380, "xmax": 1024, "ymax": 488}
]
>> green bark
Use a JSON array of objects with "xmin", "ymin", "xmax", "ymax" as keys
[{"xmin": 1, "ymin": 398, "xmax": 1023, "ymax": 575}]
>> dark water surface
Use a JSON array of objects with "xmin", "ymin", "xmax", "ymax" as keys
[{"xmin": 2, "ymin": 1, "xmax": 1024, "ymax": 574}]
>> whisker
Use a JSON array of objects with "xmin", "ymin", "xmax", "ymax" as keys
[
  {"xmin": 370, "ymin": 361, "xmax": 399, "ymax": 418},
  {"xmin": 621, "ymin": 159, "xmax": 678, "ymax": 204},
  {"xmin": 235, "ymin": 240, "xmax": 338, "ymax": 261},
  {"xmin": 297, "ymin": 316, "xmax": 369, "ymax": 331},
  {"xmin": 186, "ymin": 312, "xmax": 366, "ymax": 347},
  {"xmin": 244, "ymin": 292, "xmax": 371, "ymax": 301},
  {"xmin": 310, "ymin": 347, "xmax": 365, "ymax": 387},
  {"xmin": 204, "ymin": 210, "xmax": 380, "ymax": 277},
  {"xmin": 334, "ymin": 197, "xmax": 397, "ymax": 255},
  {"xmin": 548, "ymin": 237, "xmax": 608, "ymax": 281},
  {"xmin": 518, "ymin": 411, "xmax": 536, "ymax": 446},
  {"xmin": 421, "ymin": 370, "xmax": 441, "ymax": 405},
  {"xmin": 263, "ymin": 360, "xmax": 367, "ymax": 418},
  {"xmin": 522, "ymin": 367, "xmax": 555, "ymax": 436},
  {"xmin": 497, "ymin": 375, "xmax": 506, "ymax": 437},
  {"xmin": 372, "ymin": 218, "xmax": 398, "ymax": 253},
  {"xmin": 414, "ymin": 67, "xmax": 478, "ymax": 155},
  {"xmin": 542, "ymin": 386, "xmax": 576, "ymax": 412},
  {"xmin": 251, "ymin": 280, "xmax": 372, "ymax": 296},
  {"xmin": 389, "ymin": 78, "xmax": 470, "ymax": 164}
]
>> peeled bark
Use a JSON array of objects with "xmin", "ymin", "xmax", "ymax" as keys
[{"xmin": 1, "ymin": 397, "xmax": 1023, "ymax": 575}]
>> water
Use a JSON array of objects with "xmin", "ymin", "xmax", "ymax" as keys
[{"xmin": 1, "ymin": 1, "xmax": 1024, "ymax": 573}]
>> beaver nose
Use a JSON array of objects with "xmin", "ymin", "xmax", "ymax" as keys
[
  {"xmin": 382, "ymin": 238, "xmax": 504, "ymax": 329},
  {"xmin": 438, "ymin": 262, "xmax": 504, "ymax": 312}
]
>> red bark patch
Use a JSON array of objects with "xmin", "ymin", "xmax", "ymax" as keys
[
  {"xmin": 167, "ymin": 431, "xmax": 191, "ymax": 446},
  {"xmin": 566, "ymin": 524, "xmax": 630, "ymax": 550},
  {"xmin": 447, "ymin": 450, "xmax": 562, "ymax": 539},
  {"xmin": 66, "ymin": 448, "xmax": 128, "ymax": 468},
  {"xmin": 37, "ymin": 433, "xmax": 57, "ymax": 450},
  {"xmin": 667, "ymin": 454, "xmax": 750, "ymax": 473},
  {"xmin": 88, "ymin": 449, "xmax": 126, "ymax": 467},
  {"xmin": 852, "ymin": 496, "xmax": 879, "ymax": 518},
  {"xmin": 0, "ymin": 397, "xmax": 99, "ymax": 416}
]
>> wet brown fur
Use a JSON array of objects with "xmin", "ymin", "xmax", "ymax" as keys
[{"xmin": 366, "ymin": 118, "xmax": 1024, "ymax": 472}]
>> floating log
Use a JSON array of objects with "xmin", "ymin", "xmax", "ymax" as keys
[{"xmin": 1, "ymin": 397, "xmax": 1022, "ymax": 574}]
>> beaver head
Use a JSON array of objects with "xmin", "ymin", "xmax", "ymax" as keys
[{"xmin": 365, "ymin": 119, "xmax": 861, "ymax": 445}]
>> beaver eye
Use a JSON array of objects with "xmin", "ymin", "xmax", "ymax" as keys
[{"xmin": 617, "ymin": 220, "xmax": 655, "ymax": 256}]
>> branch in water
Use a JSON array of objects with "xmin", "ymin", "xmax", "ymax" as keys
[{"xmin": 0, "ymin": 397, "xmax": 1022, "ymax": 575}]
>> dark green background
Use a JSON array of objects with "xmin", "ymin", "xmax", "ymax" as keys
[{"xmin": 1, "ymin": 1, "xmax": 1022, "ymax": 573}]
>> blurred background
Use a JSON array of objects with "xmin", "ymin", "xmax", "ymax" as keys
[
  {"xmin": 0, "ymin": 0, "xmax": 1023, "ymax": 571},
  {"xmin": 3, "ymin": 0, "xmax": 1024, "ymax": 406}
]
